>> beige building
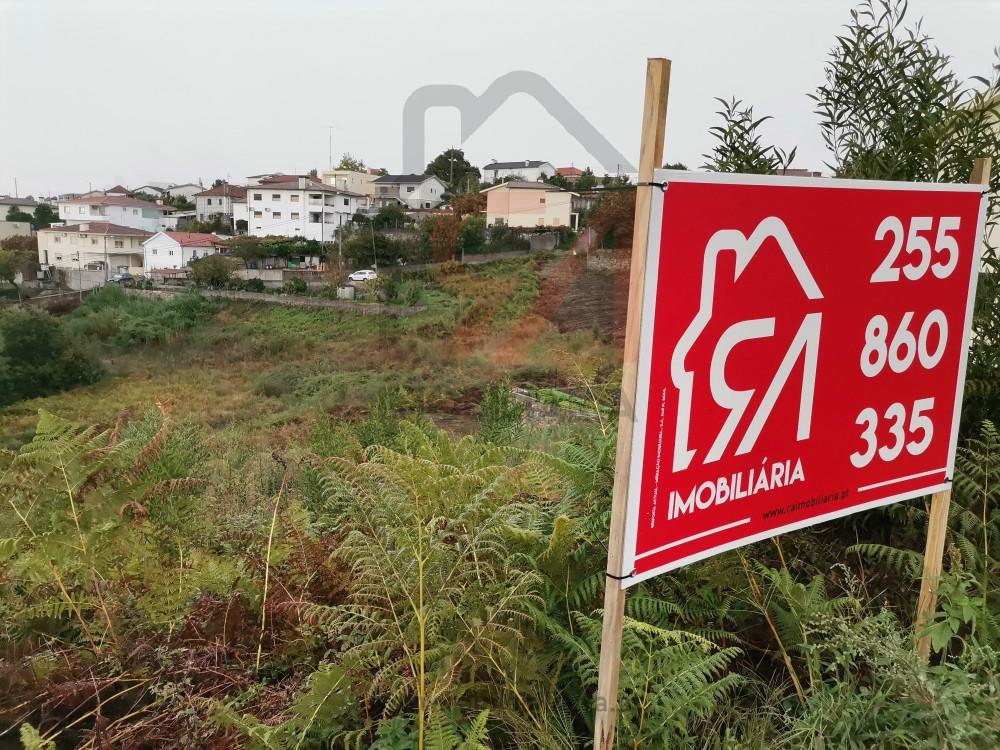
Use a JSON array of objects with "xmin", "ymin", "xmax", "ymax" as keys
[
  {"xmin": 0, "ymin": 220, "xmax": 32, "ymax": 241},
  {"xmin": 319, "ymin": 169, "xmax": 379, "ymax": 208},
  {"xmin": 37, "ymin": 222, "xmax": 151, "ymax": 276},
  {"xmin": 482, "ymin": 180, "xmax": 577, "ymax": 229}
]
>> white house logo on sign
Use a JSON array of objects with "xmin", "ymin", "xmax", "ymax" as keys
[{"xmin": 670, "ymin": 217, "xmax": 823, "ymax": 477}]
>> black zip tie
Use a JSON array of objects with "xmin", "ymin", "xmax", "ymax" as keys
[
  {"xmin": 606, "ymin": 569, "xmax": 636, "ymax": 581},
  {"xmin": 587, "ymin": 181, "xmax": 667, "ymax": 193}
]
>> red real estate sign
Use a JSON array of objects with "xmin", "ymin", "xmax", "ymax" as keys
[{"xmin": 620, "ymin": 171, "xmax": 988, "ymax": 586}]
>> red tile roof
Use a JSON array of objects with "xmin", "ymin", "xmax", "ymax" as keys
[
  {"xmin": 163, "ymin": 231, "xmax": 223, "ymax": 247},
  {"xmin": 61, "ymin": 195, "xmax": 172, "ymax": 210},
  {"xmin": 38, "ymin": 222, "xmax": 153, "ymax": 237},
  {"xmin": 257, "ymin": 174, "xmax": 323, "ymax": 185},
  {"xmin": 556, "ymin": 167, "xmax": 584, "ymax": 176},
  {"xmin": 194, "ymin": 184, "xmax": 248, "ymax": 199},
  {"xmin": 105, "ymin": 184, "xmax": 130, "ymax": 194}
]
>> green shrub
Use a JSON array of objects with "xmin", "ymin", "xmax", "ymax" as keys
[
  {"xmin": 65, "ymin": 287, "xmax": 214, "ymax": 350},
  {"xmin": 353, "ymin": 388, "xmax": 407, "ymax": 448},
  {"xmin": 0, "ymin": 309, "xmax": 103, "ymax": 406},
  {"xmin": 380, "ymin": 276, "xmax": 425, "ymax": 306},
  {"xmin": 253, "ymin": 363, "xmax": 304, "ymax": 397},
  {"xmin": 282, "ymin": 278, "xmax": 308, "ymax": 295},
  {"xmin": 478, "ymin": 377, "xmax": 524, "ymax": 445},
  {"xmin": 242, "ymin": 277, "xmax": 266, "ymax": 292}
]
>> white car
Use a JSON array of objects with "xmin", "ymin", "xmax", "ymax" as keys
[{"xmin": 348, "ymin": 269, "xmax": 378, "ymax": 282}]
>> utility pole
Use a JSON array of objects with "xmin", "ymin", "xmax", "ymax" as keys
[
  {"xmin": 103, "ymin": 233, "xmax": 109, "ymax": 283},
  {"xmin": 329, "ymin": 125, "xmax": 335, "ymax": 169}
]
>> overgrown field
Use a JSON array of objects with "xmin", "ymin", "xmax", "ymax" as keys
[{"xmin": 3, "ymin": 2, "xmax": 1000, "ymax": 747}]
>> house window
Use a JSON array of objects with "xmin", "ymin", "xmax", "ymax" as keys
[
  {"xmin": 379, "ymin": 187, "xmax": 387, "ymax": 194},
  {"xmin": 273, "ymin": 211, "xmax": 282, "ymax": 219},
  {"xmin": 272, "ymin": 194, "xmax": 280, "ymax": 201},
  {"xmin": 152, "ymin": 249, "xmax": 157, "ymax": 255},
  {"xmin": 55, "ymin": 254, "xmax": 63, "ymax": 261},
  {"xmin": 114, "ymin": 240, "xmax": 124, "ymax": 248},
  {"xmin": 406, "ymin": 186, "xmax": 415, "ymax": 193},
  {"xmin": 254, "ymin": 193, "xmax": 262, "ymax": 200},
  {"xmin": 290, "ymin": 212, "xmax": 300, "ymax": 220},
  {"xmin": 168, "ymin": 250, "xmax": 174, "ymax": 256},
  {"xmin": 206, "ymin": 198, "xmax": 212, "ymax": 206},
  {"xmin": 343, "ymin": 198, "xmax": 349, "ymax": 206},
  {"xmin": 80, "ymin": 234, "xmax": 88, "ymax": 239},
  {"xmin": 54, "ymin": 236, "xmax": 61, "ymax": 243},
  {"xmin": 78, "ymin": 207, "xmax": 85, "ymax": 214},
  {"xmin": 290, "ymin": 194, "xmax": 299, "ymax": 202},
  {"xmin": 254, "ymin": 211, "xmax": 263, "ymax": 218},
  {"xmin": 133, "ymin": 209, "xmax": 138, "ymax": 215},
  {"xmin": 91, "ymin": 239, "xmax": 98, "ymax": 245},
  {"xmin": 539, "ymin": 197, "xmax": 546, "ymax": 204},
  {"xmin": 310, "ymin": 194, "xmax": 321, "ymax": 200}
]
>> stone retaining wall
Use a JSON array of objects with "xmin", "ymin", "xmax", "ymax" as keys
[
  {"xmin": 586, "ymin": 249, "xmax": 630, "ymax": 272},
  {"xmin": 511, "ymin": 387, "xmax": 597, "ymax": 427}
]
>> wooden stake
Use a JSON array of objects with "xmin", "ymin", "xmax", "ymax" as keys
[
  {"xmin": 914, "ymin": 155, "xmax": 992, "ymax": 661},
  {"xmin": 593, "ymin": 57, "xmax": 671, "ymax": 750}
]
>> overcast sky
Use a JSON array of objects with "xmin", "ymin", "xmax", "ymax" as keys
[{"xmin": 1, "ymin": 0, "xmax": 997, "ymax": 198}]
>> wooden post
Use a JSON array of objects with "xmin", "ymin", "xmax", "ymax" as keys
[
  {"xmin": 593, "ymin": 57, "xmax": 671, "ymax": 750},
  {"xmin": 914, "ymin": 155, "xmax": 992, "ymax": 661}
]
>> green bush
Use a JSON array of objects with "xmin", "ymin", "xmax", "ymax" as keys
[
  {"xmin": 253, "ymin": 363, "xmax": 304, "ymax": 397},
  {"xmin": 379, "ymin": 276, "xmax": 425, "ymax": 306},
  {"xmin": 0, "ymin": 309, "xmax": 104, "ymax": 406},
  {"xmin": 478, "ymin": 377, "xmax": 524, "ymax": 444},
  {"xmin": 485, "ymin": 224, "xmax": 530, "ymax": 253},
  {"xmin": 242, "ymin": 277, "xmax": 266, "ymax": 292},
  {"xmin": 65, "ymin": 286, "xmax": 214, "ymax": 349},
  {"xmin": 282, "ymin": 278, "xmax": 308, "ymax": 295}
]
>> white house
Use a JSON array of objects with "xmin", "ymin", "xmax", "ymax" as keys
[
  {"xmin": 482, "ymin": 160, "xmax": 555, "ymax": 184},
  {"xmin": 132, "ymin": 182, "xmax": 203, "ymax": 200},
  {"xmin": 164, "ymin": 183, "xmax": 204, "ymax": 200},
  {"xmin": 194, "ymin": 184, "xmax": 248, "ymax": 222},
  {"xmin": 246, "ymin": 177, "xmax": 360, "ymax": 241},
  {"xmin": 370, "ymin": 174, "xmax": 447, "ymax": 209},
  {"xmin": 37, "ymin": 222, "xmax": 152, "ymax": 275},
  {"xmin": 0, "ymin": 195, "xmax": 39, "ymax": 218},
  {"xmin": 143, "ymin": 231, "xmax": 224, "ymax": 272},
  {"xmin": 132, "ymin": 184, "xmax": 169, "ymax": 198},
  {"xmin": 57, "ymin": 194, "xmax": 174, "ymax": 233}
]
